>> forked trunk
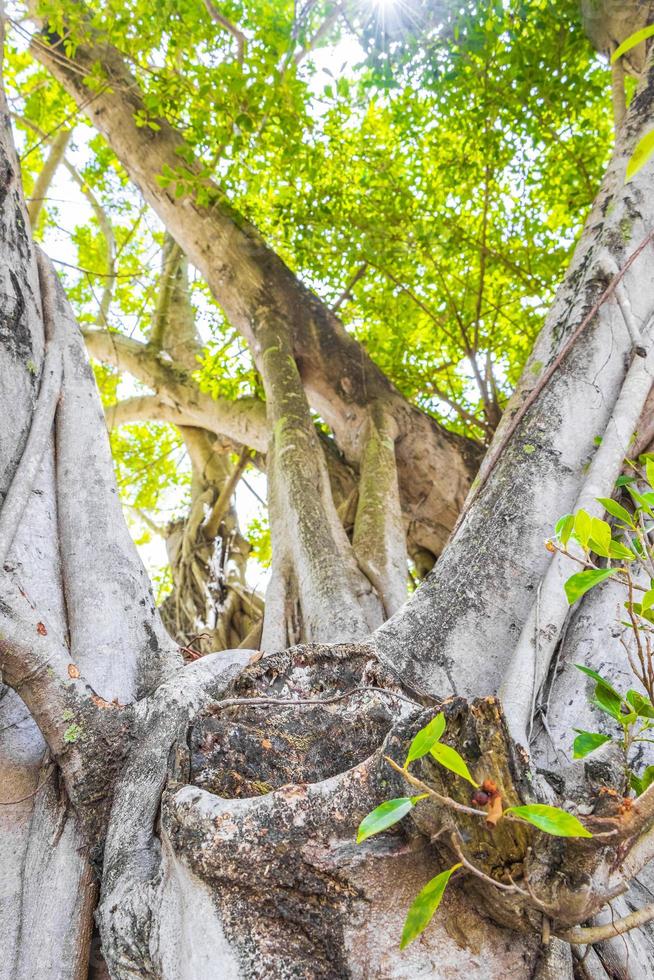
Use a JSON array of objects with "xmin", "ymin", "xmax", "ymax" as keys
[{"xmin": 4, "ymin": 5, "xmax": 654, "ymax": 980}]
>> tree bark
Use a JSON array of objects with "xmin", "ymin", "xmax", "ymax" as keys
[{"xmin": 4, "ymin": 6, "xmax": 654, "ymax": 980}]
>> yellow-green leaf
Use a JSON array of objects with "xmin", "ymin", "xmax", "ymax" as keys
[
  {"xmin": 399, "ymin": 864, "xmax": 461, "ymax": 949},
  {"xmin": 357, "ymin": 797, "xmax": 423, "ymax": 843},
  {"xmin": 504, "ymin": 804, "xmax": 592, "ymax": 838},
  {"xmin": 574, "ymin": 509, "xmax": 592, "ymax": 548},
  {"xmin": 626, "ymin": 130, "xmax": 654, "ymax": 183},
  {"xmin": 430, "ymin": 742, "xmax": 478, "ymax": 786},
  {"xmin": 596, "ymin": 497, "xmax": 635, "ymax": 527},
  {"xmin": 572, "ymin": 729, "xmax": 611, "ymax": 759},
  {"xmin": 405, "ymin": 713, "xmax": 446, "ymax": 767},
  {"xmin": 564, "ymin": 568, "xmax": 616, "ymax": 605},
  {"xmin": 611, "ymin": 25, "xmax": 654, "ymax": 64}
]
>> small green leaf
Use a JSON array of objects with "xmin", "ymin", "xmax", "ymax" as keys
[
  {"xmin": 597, "ymin": 497, "xmax": 635, "ymax": 527},
  {"xmin": 616, "ymin": 475, "xmax": 635, "ymax": 488},
  {"xmin": 575, "ymin": 664, "xmax": 621, "ymax": 694},
  {"xmin": 399, "ymin": 864, "xmax": 461, "ymax": 949},
  {"xmin": 574, "ymin": 509, "xmax": 592, "ymax": 548},
  {"xmin": 575, "ymin": 664, "xmax": 625, "ymax": 721},
  {"xmin": 564, "ymin": 568, "xmax": 617, "ymax": 605},
  {"xmin": 627, "ymin": 484, "xmax": 654, "ymax": 517},
  {"xmin": 642, "ymin": 590, "xmax": 654, "ymax": 612},
  {"xmin": 555, "ymin": 513, "xmax": 574, "ymax": 545},
  {"xmin": 608, "ymin": 540, "xmax": 635, "ymax": 561},
  {"xmin": 405, "ymin": 713, "xmax": 446, "ymax": 767},
  {"xmin": 626, "ymin": 690, "xmax": 654, "ymax": 718},
  {"xmin": 357, "ymin": 797, "xmax": 422, "ymax": 843},
  {"xmin": 627, "ymin": 130, "xmax": 654, "ymax": 182},
  {"xmin": 504, "ymin": 804, "xmax": 592, "ymax": 838},
  {"xmin": 611, "ymin": 25, "xmax": 654, "ymax": 64},
  {"xmin": 593, "ymin": 688, "xmax": 626, "ymax": 722},
  {"xmin": 632, "ymin": 765, "xmax": 654, "ymax": 796},
  {"xmin": 429, "ymin": 743, "xmax": 479, "ymax": 786},
  {"xmin": 646, "ymin": 458, "xmax": 654, "ymax": 490},
  {"xmin": 572, "ymin": 730, "xmax": 612, "ymax": 758},
  {"xmin": 590, "ymin": 518, "xmax": 612, "ymax": 555}
]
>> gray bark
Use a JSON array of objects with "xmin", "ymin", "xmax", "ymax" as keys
[{"xmin": 3, "ymin": 5, "xmax": 654, "ymax": 979}]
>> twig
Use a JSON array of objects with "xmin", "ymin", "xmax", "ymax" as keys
[
  {"xmin": 211, "ymin": 685, "xmax": 421, "ymax": 713},
  {"xmin": 384, "ymin": 756, "xmax": 487, "ymax": 819},
  {"xmin": 450, "ymin": 831, "xmax": 521, "ymax": 893},
  {"xmin": 0, "ymin": 764, "xmax": 54, "ymax": 806},
  {"xmin": 555, "ymin": 902, "xmax": 654, "ymax": 944}
]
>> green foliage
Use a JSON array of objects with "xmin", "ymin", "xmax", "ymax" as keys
[
  {"xmin": 572, "ymin": 729, "xmax": 611, "ymax": 758},
  {"xmin": 356, "ymin": 796, "xmax": 425, "ymax": 843},
  {"xmin": 429, "ymin": 742, "xmax": 479, "ymax": 787},
  {"xmin": 554, "ymin": 456, "xmax": 654, "ymax": 796},
  {"xmin": 564, "ymin": 568, "xmax": 616, "ymax": 605},
  {"xmin": 404, "ymin": 712, "xmax": 445, "ymax": 767},
  {"xmin": 246, "ymin": 515, "xmax": 272, "ymax": 569},
  {"xmin": 399, "ymin": 864, "xmax": 461, "ymax": 949},
  {"xmin": 358, "ymin": 713, "xmax": 595, "ymax": 947},
  {"xmin": 503, "ymin": 804, "xmax": 592, "ymax": 838}
]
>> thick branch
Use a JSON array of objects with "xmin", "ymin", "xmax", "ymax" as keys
[
  {"xmin": 29, "ymin": 11, "xmax": 478, "ymax": 556},
  {"xmin": 85, "ymin": 329, "xmax": 268, "ymax": 451}
]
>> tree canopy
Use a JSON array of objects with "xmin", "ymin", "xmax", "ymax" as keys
[{"xmin": 5, "ymin": 0, "xmax": 615, "ymax": 594}]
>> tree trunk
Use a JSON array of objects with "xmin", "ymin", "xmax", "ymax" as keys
[{"xmin": 4, "ymin": 6, "xmax": 654, "ymax": 980}]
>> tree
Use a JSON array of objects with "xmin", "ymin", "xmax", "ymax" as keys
[{"xmin": 3, "ymin": 0, "xmax": 654, "ymax": 978}]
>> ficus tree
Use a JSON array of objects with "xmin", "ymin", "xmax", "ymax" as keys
[{"xmin": 3, "ymin": 0, "xmax": 654, "ymax": 978}]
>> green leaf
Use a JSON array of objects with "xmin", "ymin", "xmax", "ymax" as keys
[
  {"xmin": 626, "ymin": 690, "xmax": 654, "ymax": 718},
  {"xmin": 399, "ymin": 864, "xmax": 461, "ymax": 949},
  {"xmin": 574, "ymin": 509, "xmax": 592, "ymax": 548},
  {"xmin": 405, "ymin": 713, "xmax": 446, "ymax": 767},
  {"xmin": 590, "ymin": 518, "xmax": 611, "ymax": 555},
  {"xmin": 596, "ymin": 497, "xmax": 635, "ymax": 528},
  {"xmin": 572, "ymin": 730, "xmax": 612, "ymax": 759},
  {"xmin": 608, "ymin": 540, "xmax": 635, "ymax": 561},
  {"xmin": 642, "ymin": 590, "xmax": 654, "ymax": 612},
  {"xmin": 627, "ymin": 130, "xmax": 654, "ymax": 182},
  {"xmin": 627, "ymin": 484, "xmax": 654, "ymax": 516},
  {"xmin": 429, "ymin": 742, "xmax": 478, "ymax": 786},
  {"xmin": 574, "ymin": 664, "xmax": 620, "ymax": 693},
  {"xmin": 555, "ymin": 513, "xmax": 574, "ymax": 545},
  {"xmin": 616, "ymin": 475, "xmax": 636, "ymax": 488},
  {"xmin": 575, "ymin": 664, "xmax": 625, "ymax": 721},
  {"xmin": 357, "ymin": 797, "xmax": 423, "ymax": 843},
  {"xmin": 647, "ymin": 458, "xmax": 654, "ymax": 490},
  {"xmin": 564, "ymin": 568, "xmax": 617, "ymax": 605},
  {"xmin": 594, "ymin": 684, "xmax": 626, "ymax": 722},
  {"xmin": 632, "ymin": 765, "xmax": 654, "ymax": 796},
  {"xmin": 611, "ymin": 25, "xmax": 654, "ymax": 64},
  {"xmin": 504, "ymin": 804, "xmax": 592, "ymax": 838}
]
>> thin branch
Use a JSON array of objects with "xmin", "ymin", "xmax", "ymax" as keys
[
  {"xmin": 555, "ymin": 902, "xmax": 654, "ymax": 944},
  {"xmin": 203, "ymin": 0, "xmax": 246, "ymax": 63},
  {"xmin": 210, "ymin": 685, "xmax": 421, "ymax": 713}
]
